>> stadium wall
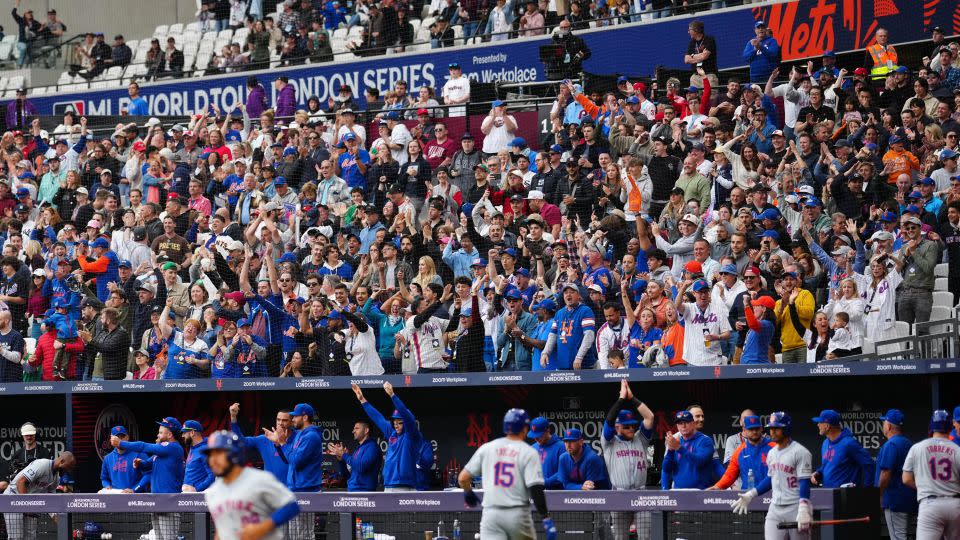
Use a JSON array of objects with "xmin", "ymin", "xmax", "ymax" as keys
[{"xmin": 13, "ymin": 0, "xmax": 198, "ymax": 44}]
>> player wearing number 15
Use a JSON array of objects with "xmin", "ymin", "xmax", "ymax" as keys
[
  {"xmin": 902, "ymin": 410, "xmax": 960, "ymax": 540},
  {"xmin": 459, "ymin": 409, "xmax": 557, "ymax": 540}
]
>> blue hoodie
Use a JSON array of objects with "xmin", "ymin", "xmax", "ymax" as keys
[
  {"xmin": 362, "ymin": 395, "xmax": 422, "ymax": 489},
  {"xmin": 875, "ymin": 434, "xmax": 918, "ymax": 513},
  {"xmin": 661, "ymin": 431, "xmax": 715, "ymax": 489},
  {"xmin": 100, "ymin": 448, "xmax": 148, "ymax": 490},
  {"xmin": 183, "ymin": 440, "xmax": 214, "ymax": 491},
  {"xmin": 118, "ymin": 440, "xmax": 184, "ymax": 493},
  {"xmin": 287, "ymin": 425, "xmax": 324, "ymax": 491},
  {"xmin": 558, "ymin": 447, "xmax": 611, "ymax": 490},
  {"xmin": 815, "ymin": 428, "xmax": 875, "ymax": 487},
  {"xmin": 230, "ymin": 422, "xmax": 297, "ymax": 484},
  {"xmin": 532, "ymin": 435, "xmax": 565, "ymax": 489},
  {"xmin": 340, "ymin": 438, "xmax": 382, "ymax": 492},
  {"xmin": 415, "ymin": 440, "xmax": 434, "ymax": 491}
]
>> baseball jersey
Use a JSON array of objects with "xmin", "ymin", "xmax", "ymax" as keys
[
  {"xmin": 766, "ymin": 441, "xmax": 813, "ymax": 506},
  {"xmin": 602, "ymin": 427, "xmax": 652, "ymax": 489},
  {"xmin": 903, "ymin": 437, "xmax": 960, "ymax": 500},
  {"xmin": 205, "ymin": 467, "xmax": 298, "ymax": 540},
  {"xmin": 3, "ymin": 458, "xmax": 58, "ymax": 494},
  {"xmin": 853, "ymin": 270, "xmax": 902, "ymax": 337},
  {"xmin": 679, "ymin": 301, "xmax": 731, "ymax": 365},
  {"xmin": 550, "ymin": 303, "xmax": 597, "ymax": 369},
  {"xmin": 465, "ymin": 437, "xmax": 543, "ymax": 508},
  {"xmin": 595, "ymin": 321, "xmax": 625, "ymax": 370},
  {"xmin": 402, "ymin": 315, "xmax": 448, "ymax": 371}
]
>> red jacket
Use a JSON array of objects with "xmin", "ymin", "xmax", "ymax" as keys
[{"xmin": 32, "ymin": 328, "xmax": 85, "ymax": 381}]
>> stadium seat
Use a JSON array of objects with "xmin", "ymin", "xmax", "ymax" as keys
[
  {"xmin": 877, "ymin": 320, "xmax": 912, "ymax": 357},
  {"xmin": 333, "ymin": 28, "xmax": 348, "ymax": 40},
  {"xmin": 169, "ymin": 23, "xmax": 184, "ymax": 34},
  {"xmin": 153, "ymin": 24, "xmax": 170, "ymax": 38},
  {"xmin": 936, "ymin": 277, "xmax": 949, "ymax": 292},
  {"xmin": 57, "ymin": 71, "xmax": 73, "ymax": 85},
  {"xmin": 935, "ymin": 263, "xmax": 949, "ymax": 277},
  {"xmin": 0, "ymin": 41, "xmax": 12, "ymax": 62},
  {"xmin": 218, "ymin": 29, "xmax": 234, "ymax": 40},
  {"xmin": 104, "ymin": 66, "xmax": 124, "ymax": 82},
  {"xmin": 932, "ymin": 291, "xmax": 954, "ymax": 308},
  {"xmin": 234, "ymin": 28, "xmax": 250, "ymax": 44},
  {"xmin": 930, "ymin": 305, "xmax": 953, "ymax": 322},
  {"xmin": 3, "ymin": 75, "xmax": 24, "ymax": 97},
  {"xmin": 185, "ymin": 21, "xmax": 202, "ymax": 33},
  {"xmin": 453, "ymin": 25, "xmax": 463, "ymax": 44},
  {"xmin": 214, "ymin": 37, "xmax": 232, "ymax": 51},
  {"xmin": 125, "ymin": 39, "xmax": 138, "ymax": 51},
  {"xmin": 199, "ymin": 41, "xmax": 216, "ymax": 54}
]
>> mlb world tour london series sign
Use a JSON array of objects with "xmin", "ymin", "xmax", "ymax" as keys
[{"xmin": 6, "ymin": 0, "xmax": 953, "ymax": 116}]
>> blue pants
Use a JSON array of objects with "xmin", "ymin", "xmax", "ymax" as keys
[
  {"xmin": 483, "ymin": 337, "xmax": 496, "ymax": 372},
  {"xmin": 721, "ymin": 330, "xmax": 739, "ymax": 361},
  {"xmin": 462, "ymin": 21, "xmax": 479, "ymax": 40}
]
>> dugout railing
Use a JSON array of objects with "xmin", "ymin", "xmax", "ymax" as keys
[{"xmin": 0, "ymin": 489, "xmax": 877, "ymax": 540}]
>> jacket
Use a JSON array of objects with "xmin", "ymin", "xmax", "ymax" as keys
[
  {"xmin": 230, "ymin": 422, "xmax": 296, "ymax": 484},
  {"xmin": 558, "ymin": 448, "xmax": 611, "ymax": 490},
  {"xmin": 742, "ymin": 36, "xmax": 780, "ymax": 82},
  {"xmin": 340, "ymin": 438, "xmax": 382, "ymax": 492},
  {"xmin": 118, "ymin": 440, "xmax": 184, "ymax": 493},
  {"xmin": 33, "ymin": 328, "xmax": 84, "ymax": 381},
  {"xmin": 100, "ymin": 448, "xmax": 148, "ymax": 490},
  {"xmin": 275, "ymin": 84, "xmax": 297, "ymax": 119},
  {"xmin": 183, "ymin": 440, "xmax": 214, "ymax": 491},
  {"xmin": 287, "ymin": 425, "xmax": 324, "ymax": 491},
  {"xmin": 661, "ymin": 431, "xmax": 715, "ymax": 489},
  {"xmin": 815, "ymin": 428, "xmax": 875, "ymax": 487},
  {"xmin": 496, "ymin": 309, "xmax": 538, "ymax": 371},
  {"xmin": 441, "ymin": 243, "xmax": 479, "ymax": 279},
  {"xmin": 362, "ymin": 395, "xmax": 422, "ymax": 489},
  {"xmin": 85, "ymin": 325, "xmax": 131, "ymax": 380},
  {"xmin": 533, "ymin": 435, "xmax": 565, "ymax": 489},
  {"xmin": 712, "ymin": 437, "xmax": 775, "ymax": 489},
  {"xmin": 246, "ymin": 84, "xmax": 267, "ymax": 119}
]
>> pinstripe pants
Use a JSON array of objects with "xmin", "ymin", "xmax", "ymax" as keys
[
  {"xmin": 151, "ymin": 512, "xmax": 181, "ymax": 540},
  {"xmin": 611, "ymin": 511, "xmax": 651, "ymax": 540},
  {"xmin": 286, "ymin": 512, "xmax": 315, "ymax": 539},
  {"xmin": 3, "ymin": 513, "xmax": 38, "ymax": 540}
]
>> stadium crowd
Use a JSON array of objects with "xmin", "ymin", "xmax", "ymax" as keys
[{"xmin": 0, "ymin": 21, "xmax": 956, "ymax": 382}]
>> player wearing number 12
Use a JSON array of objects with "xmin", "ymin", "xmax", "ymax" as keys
[
  {"xmin": 459, "ymin": 409, "xmax": 557, "ymax": 540},
  {"xmin": 902, "ymin": 410, "xmax": 960, "ymax": 540}
]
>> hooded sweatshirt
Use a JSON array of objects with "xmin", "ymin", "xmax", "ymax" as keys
[{"xmin": 815, "ymin": 428, "xmax": 875, "ymax": 487}]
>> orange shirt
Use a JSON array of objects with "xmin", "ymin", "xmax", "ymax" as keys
[
  {"xmin": 663, "ymin": 323, "xmax": 685, "ymax": 366},
  {"xmin": 881, "ymin": 148, "xmax": 920, "ymax": 183}
]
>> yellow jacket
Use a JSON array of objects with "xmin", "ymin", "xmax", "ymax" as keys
[{"xmin": 775, "ymin": 288, "xmax": 815, "ymax": 352}]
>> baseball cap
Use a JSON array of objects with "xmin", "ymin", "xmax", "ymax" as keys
[
  {"xmin": 759, "ymin": 230, "xmax": 780, "ymax": 241},
  {"xmin": 832, "ymin": 245, "xmax": 854, "ymax": 257},
  {"xmin": 616, "ymin": 410, "xmax": 640, "ymax": 425},
  {"xmin": 743, "ymin": 415, "xmax": 762, "ymax": 429},
  {"xmin": 528, "ymin": 417, "xmax": 550, "ymax": 439},
  {"xmin": 532, "ymin": 298, "xmax": 558, "ymax": 312},
  {"xmin": 156, "ymin": 416, "xmax": 182, "ymax": 434},
  {"xmin": 118, "ymin": 259, "xmax": 132, "ymax": 269},
  {"xmin": 684, "ymin": 260, "xmax": 703, "ymax": 274},
  {"xmin": 675, "ymin": 411, "xmax": 694, "ymax": 424},
  {"xmin": 691, "ymin": 279, "xmax": 710, "ymax": 292},
  {"xmin": 751, "ymin": 296, "xmax": 775, "ymax": 310},
  {"xmin": 292, "ymin": 403, "xmax": 315, "ymax": 417},
  {"xmin": 562, "ymin": 428, "xmax": 584, "ymax": 441},
  {"xmin": 503, "ymin": 289, "xmax": 523, "ymax": 300},
  {"xmin": 526, "ymin": 190, "xmax": 545, "ymax": 200},
  {"xmin": 680, "ymin": 213, "xmax": 699, "ymax": 225},
  {"xmin": 879, "ymin": 409, "xmax": 904, "ymax": 426},
  {"xmin": 719, "ymin": 263, "xmax": 738, "ymax": 275},
  {"xmin": 869, "ymin": 230, "xmax": 895, "ymax": 242},
  {"xmin": 111, "ymin": 426, "xmax": 128, "ymax": 436},
  {"xmin": 20, "ymin": 422, "xmax": 37, "ymax": 436},
  {"xmin": 181, "ymin": 420, "xmax": 203, "ymax": 433},
  {"xmin": 812, "ymin": 409, "xmax": 841, "ymax": 425},
  {"xmin": 91, "ymin": 237, "xmax": 110, "ymax": 250},
  {"xmin": 471, "ymin": 258, "xmax": 487, "ymax": 267},
  {"xmin": 562, "ymin": 282, "xmax": 580, "ymax": 293},
  {"xmin": 161, "ymin": 261, "xmax": 178, "ymax": 271},
  {"xmin": 491, "ymin": 100, "xmax": 505, "ymax": 108},
  {"xmin": 880, "ymin": 211, "xmax": 898, "ymax": 222},
  {"xmin": 954, "ymin": 406, "xmax": 960, "ymax": 422},
  {"xmin": 626, "ymin": 96, "xmax": 639, "ymax": 104},
  {"xmin": 902, "ymin": 216, "xmax": 922, "ymax": 226}
]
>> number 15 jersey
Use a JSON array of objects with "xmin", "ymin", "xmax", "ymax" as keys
[{"xmin": 465, "ymin": 437, "xmax": 544, "ymax": 508}]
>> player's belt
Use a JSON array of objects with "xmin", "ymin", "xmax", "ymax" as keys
[{"xmin": 924, "ymin": 494, "xmax": 960, "ymax": 500}]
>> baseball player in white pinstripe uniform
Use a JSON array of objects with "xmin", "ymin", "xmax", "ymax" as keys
[
  {"xmin": 602, "ymin": 380, "xmax": 655, "ymax": 540},
  {"xmin": 902, "ymin": 410, "xmax": 960, "ymax": 540}
]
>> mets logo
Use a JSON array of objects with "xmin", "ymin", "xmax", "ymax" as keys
[
  {"xmin": 714, "ymin": 366, "xmax": 721, "ymax": 378},
  {"xmin": 93, "ymin": 404, "xmax": 138, "ymax": 461},
  {"xmin": 216, "ymin": 379, "xmax": 223, "ymax": 390}
]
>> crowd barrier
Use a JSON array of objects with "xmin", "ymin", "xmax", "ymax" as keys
[{"xmin": 1, "ymin": 489, "xmax": 859, "ymax": 540}]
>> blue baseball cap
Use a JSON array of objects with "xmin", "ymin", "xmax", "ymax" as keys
[
  {"xmin": 391, "ymin": 409, "xmax": 404, "ymax": 419},
  {"xmin": 181, "ymin": 420, "xmax": 203, "ymax": 433},
  {"xmin": 292, "ymin": 403, "xmax": 315, "ymax": 417},
  {"xmin": 385, "ymin": 111, "xmax": 401, "ymax": 121},
  {"xmin": 908, "ymin": 190, "xmax": 924, "ymax": 200},
  {"xmin": 616, "ymin": 410, "xmax": 640, "ymax": 425},
  {"xmin": 156, "ymin": 416, "xmax": 182, "ymax": 434},
  {"xmin": 617, "ymin": 75, "xmax": 629, "ymax": 83},
  {"xmin": 274, "ymin": 176, "xmax": 287, "ymax": 185},
  {"xmin": 471, "ymin": 258, "xmax": 487, "ymax": 267},
  {"xmin": 783, "ymin": 270, "xmax": 799, "ymax": 279},
  {"xmin": 514, "ymin": 268, "xmax": 530, "ymax": 278},
  {"xmin": 919, "ymin": 177, "xmax": 935, "ymax": 186},
  {"xmin": 889, "ymin": 134, "xmax": 903, "ymax": 145},
  {"xmin": 562, "ymin": 428, "xmax": 584, "ymax": 441},
  {"xmin": 880, "ymin": 409, "xmax": 904, "ymax": 426},
  {"xmin": 111, "ymin": 426, "xmax": 127, "ymax": 436},
  {"xmin": 719, "ymin": 263, "xmax": 738, "ymax": 275},
  {"xmin": 954, "ymin": 406, "xmax": 960, "ymax": 421},
  {"xmin": 823, "ymin": 50, "xmax": 835, "ymax": 57},
  {"xmin": 237, "ymin": 318, "xmax": 252, "ymax": 327},
  {"xmin": 528, "ymin": 417, "xmax": 550, "ymax": 439},
  {"xmin": 341, "ymin": 132, "xmax": 357, "ymax": 142},
  {"xmin": 904, "ymin": 204, "xmax": 922, "ymax": 215},
  {"xmin": 754, "ymin": 20, "xmax": 766, "ymax": 28},
  {"xmin": 118, "ymin": 259, "xmax": 131, "ymax": 269},
  {"xmin": 757, "ymin": 208, "xmax": 780, "ymax": 221},
  {"xmin": 276, "ymin": 252, "xmax": 298, "ymax": 264},
  {"xmin": 549, "ymin": 144, "xmax": 563, "ymax": 153},
  {"xmin": 459, "ymin": 306, "xmax": 473, "ymax": 317},
  {"xmin": 626, "ymin": 96, "xmax": 639, "ymax": 104},
  {"xmin": 880, "ymin": 211, "xmax": 898, "ymax": 222},
  {"xmin": 759, "ymin": 230, "xmax": 780, "ymax": 240},
  {"xmin": 940, "ymin": 149, "xmax": 959, "ymax": 160},
  {"xmin": 803, "ymin": 196, "xmax": 823, "ymax": 207},
  {"xmin": 509, "ymin": 137, "xmax": 527, "ymax": 149},
  {"xmin": 503, "ymin": 288, "xmax": 522, "ymax": 300},
  {"xmin": 503, "ymin": 248, "xmax": 517, "ymax": 258},
  {"xmin": 91, "ymin": 237, "xmax": 110, "ymax": 249},
  {"xmin": 532, "ymin": 298, "xmax": 557, "ymax": 312},
  {"xmin": 895, "ymin": 65, "xmax": 909, "ymax": 74},
  {"xmin": 675, "ymin": 411, "xmax": 694, "ymax": 423},
  {"xmin": 691, "ymin": 279, "xmax": 710, "ymax": 292},
  {"xmin": 491, "ymin": 100, "xmax": 505, "ymax": 108},
  {"xmin": 283, "ymin": 147, "xmax": 297, "ymax": 157},
  {"xmin": 812, "ymin": 409, "xmax": 841, "ymax": 425},
  {"xmin": 743, "ymin": 415, "xmax": 762, "ymax": 429}
]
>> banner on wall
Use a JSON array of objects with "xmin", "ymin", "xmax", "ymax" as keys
[{"xmin": 6, "ymin": 0, "xmax": 948, "ymax": 116}]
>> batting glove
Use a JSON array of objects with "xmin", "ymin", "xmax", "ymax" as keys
[
  {"xmin": 730, "ymin": 488, "xmax": 757, "ymax": 515},
  {"xmin": 543, "ymin": 517, "xmax": 557, "ymax": 540},
  {"xmin": 796, "ymin": 499, "xmax": 813, "ymax": 531},
  {"xmin": 463, "ymin": 489, "xmax": 480, "ymax": 508}
]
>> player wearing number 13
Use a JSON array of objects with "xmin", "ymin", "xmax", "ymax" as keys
[
  {"xmin": 902, "ymin": 410, "xmax": 960, "ymax": 540},
  {"xmin": 459, "ymin": 409, "xmax": 557, "ymax": 540}
]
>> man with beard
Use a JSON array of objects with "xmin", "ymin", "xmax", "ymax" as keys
[
  {"xmin": 282, "ymin": 403, "xmax": 323, "ymax": 539},
  {"xmin": 228, "ymin": 403, "xmax": 295, "ymax": 484},
  {"xmin": 203, "ymin": 431, "xmax": 300, "ymax": 540},
  {"xmin": 327, "ymin": 420, "xmax": 382, "ymax": 492}
]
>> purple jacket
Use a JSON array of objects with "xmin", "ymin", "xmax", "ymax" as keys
[
  {"xmin": 275, "ymin": 83, "xmax": 297, "ymax": 119},
  {"xmin": 246, "ymin": 84, "xmax": 267, "ymax": 119},
  {"xmin": 6, "ymin": 99, "xmax": 38, "ymax": 129}
]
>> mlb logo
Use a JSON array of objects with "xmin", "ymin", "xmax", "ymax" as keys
[{"xmin": 53, "ymin": 101, "xmax": 84, "ymax": 115}]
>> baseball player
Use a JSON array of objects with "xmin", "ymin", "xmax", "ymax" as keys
[
  {"xmin": 111, "ymin": 416, "xmax": 185, "ymax": 540},
  {"xmin": 181, "ymin": 420, "xmax": 214, "ymax": 492},
  {"xmin": 603, "ymin": 380, "xmax": 655, "ymax": 540},
  {"xmin": 529, "ymin": 416, "xmax": 564, "ymax": 489},
  {"xmin": 731, "ymin": 412, "xmax": 814, "ymax": 539},
  {"xmin": 99, "ymin": 426, "xmax": 148, "ymax": 492},
  {"xmin": 228, "ymin": 403, "xmax": 297, "ymax": 483},
  {"xmin": 2, "ymin": 452, "xmax": 75, "ymax": 540},
  {"xmin": 710, "ymin": 415, "xmax": 775, "ymax": 491},
  {"xmin": 902, "ymin": 410, "xmax": 960, "ymax": 540},
  {"xmin": 353, "ymin": 381, "xmax": 423, "ymax": 492},
  {"xmin": 810, "ymin": 409, "xmax": 875, "ymax": 487},
  {"xmin": 284, "ymin": 402, "xmax": 323, "ymax": 539},
  {"xmin": 203, "ymin": 431, "xmax": 301, "ymax": 540},
  {"xmin": 875, "ymin": 409, "xmax": 917, "ymax": 540},
  {"xmin": 950, "ymin": 406, "xmax": 959, "ymax": 442},
  {"xmin": 458, "ymin": 409, "xmax": 557, "ymax": 540}
]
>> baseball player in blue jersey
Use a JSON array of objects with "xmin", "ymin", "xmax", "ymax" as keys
[
  {"xmin": 353, "ymin": 382, "xmax": 423, "ymax": 491},
  {"xmin": 875, "ymin": 409, "xmax": 917, "ymax": 540},
  {"xmin": 662, "ymin": 410, "xmax": 715, "ymax": 489},
  {"xmin": 228, "ymin": 403, "xmax": 296, "ymax": 484},
  {"xmin": 327, "ymin": 420, "xmax": 382, "ymax": 492},
  {"xmin": 112, "ymin": 416, "xmax": 185, "ymax": 540},
  {"xmin": 810, "ymin": 409, "xmax": 875, "ymax": 487},
  {"xmin": 709, "ymin": 415, "xmax": 774, "ymax": 491},
  {"xmin": 541, "ymin": 283, "xmax": 597, "ymax": 369},
  {"xmin": 529, "ymin": 417, "xmax": 564, "ymax": 489},
  {"xmin": 203, "ymin": 431, "xmax": 301, "ymax": 540},
  {"xmin": 416, "ymin": 439, "xmax": 435, "ymax": 491},
  {"xmin": 459, "ymin": 409, "xmax": 558, "ymax": 540},
  {"xmin": 558, "ymin": 428, "xmax": 611, "ymax": 490},
  {"xmin": 99, "ymin": 426, "xmax": 148, "ymax": 492},
  {"xmin": 286, "ymin": 402, "xmax": 323, "ymax": 539},
  {"xmin": 731, "ymin": 412, "xmax": 814, "ymax": 539},
  {"xmin": 950, "ymin": 406, "xmax": 960, "ymax": 443},
  {"xmin": 902, "ymin": 410, "xmax": 960, "ymax": 540},
  {"xmin": 181, "ymin": 420, "xmax": 214, "ymax": 492}
]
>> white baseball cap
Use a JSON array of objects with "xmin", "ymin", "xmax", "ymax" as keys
[
  {"xmin": 21, "ymin": 422, "xmax": 37, "ymax": 436},
  {"xmin": 525, "ymin": 190, "xmax": 545, "ymax": 200}
]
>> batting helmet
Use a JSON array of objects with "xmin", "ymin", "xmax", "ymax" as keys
[
  {"xmin": 503, "ymin": 408, "xmax": 530, "ymax": 435},
  {"xmin": 202, "ymin": 430, "xmax": 244, "ymax": 464},
  {"xmin": 930, "ymin": 409, "xmax": 951, "ymax": 433},
  {"xmin": 81, "ymin": 521, "xmax": 102, "ymax": 539},
  {"xmin": 765, "ymin": 411, "xmax": 792, "ymax": 435}
]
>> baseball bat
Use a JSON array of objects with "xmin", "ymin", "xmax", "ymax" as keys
[{"xmin": 777, "ymin": 517, "xmax": 870, "ymax": 529}]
